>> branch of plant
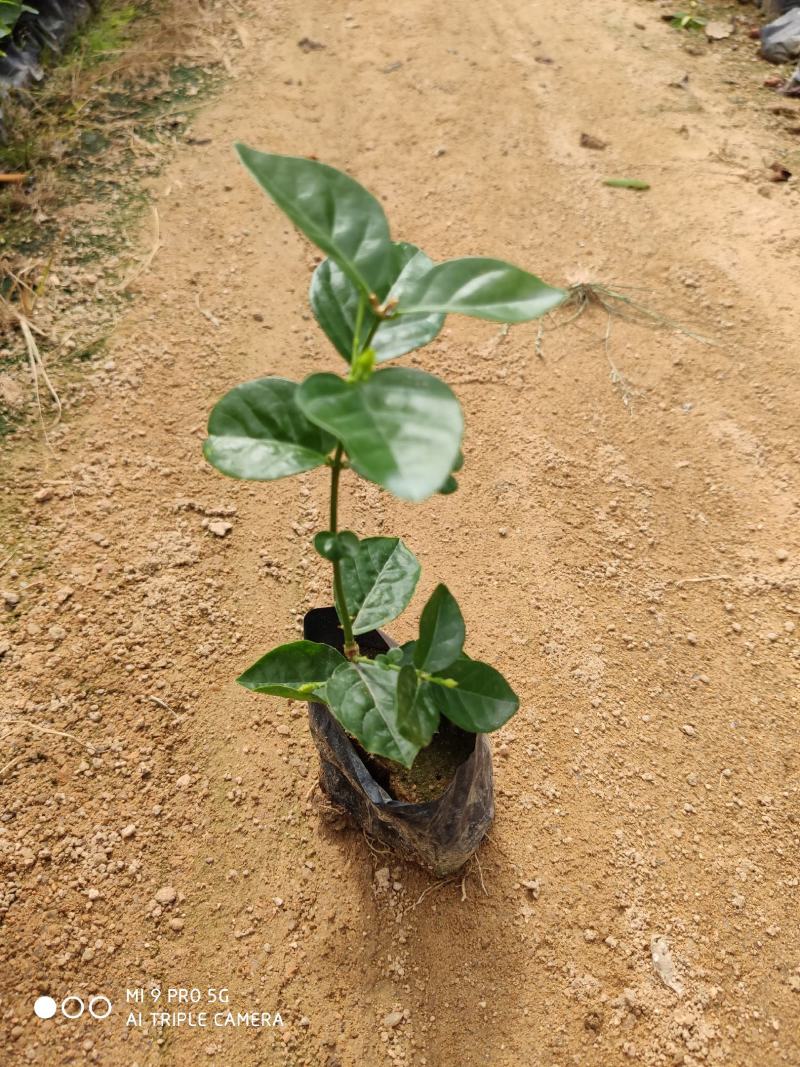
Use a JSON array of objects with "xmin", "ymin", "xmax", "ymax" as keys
[{"xmin": 328, "ymin": 443, "xmax": 358, "ymax": 659}]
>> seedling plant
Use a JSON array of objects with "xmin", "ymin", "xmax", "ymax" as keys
[{"xmin": 204, "ymin": 147, "xmax": 566, "ymax": 772}]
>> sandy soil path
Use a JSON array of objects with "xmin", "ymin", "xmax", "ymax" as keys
[{"xmin": 3, "ymin": 1, "xmax": 800, "ymax": 1064}]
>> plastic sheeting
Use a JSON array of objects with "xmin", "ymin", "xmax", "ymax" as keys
[
  {"xmin": 304, "ymin": 607, "xmax": 495, "ymax": 876},
  {"xmin": 762, "ymin": 7, "xmax": 800, "ymax": 62},
  {"xmin": 0, "ymin": 0, "xmax": 94, "ymax": 91}
]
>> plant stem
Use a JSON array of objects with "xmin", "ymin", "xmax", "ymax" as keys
[{"xmin": 329, "ymin": 442, "xmax": 358, "ymax": 659}]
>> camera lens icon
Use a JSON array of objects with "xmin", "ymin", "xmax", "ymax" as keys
[{"xmin": 34, "ymin": 995, "xmax": 112, "ymax": 1020}]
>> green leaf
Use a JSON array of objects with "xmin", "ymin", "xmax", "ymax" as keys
[
  {"xmin": 414, "ymin": 584, "xmax": 465, "ymax": 673},
  {"xmin": 313, "ymin": 530, "xmax": 360, "ymax": 562},
  {"xmin": 297, "ymin": 367, "xmax": 463, "ymax": 502},
  {"xmin": 237, "ymin": 640, "xmax": 345, "ymax": 700},
  {"xmin": 340, "ymin": 536, "xmax": 421, "ymax": 635},
  {"xmin": 372, "ymin": 244, "xmax": 445, "ymax": 361},
  {"xmin": 603, "ymin": 178, "xmax": 650, "ymax": 191},
  {"xmin": 396, "ymin": 671, "xmax": 440, "ymax": 749},
  {"xmin": 204, "ymin": 377, "xmax": 335, "ymax": 481},
  {"xmin": 431, "ymin": 656, "xmax": 519, "ymax": 732},
  {"xmin": 326, "ymin": 660, "xmax": 419, "ymax": 767},
  {"xmin": 310, "ymin": 241, "xmax": 445, "ymax": 363},
  {"xmin": 309, "ymin": 256, "xmax": 369, "ymax": 361},
  {"xmin": 396, "ymin": 256, "xmax": 566, "ymax": 322},
  {"xmin": 235, "ymin": 144, "xmax": 392, "ymax": 299}
]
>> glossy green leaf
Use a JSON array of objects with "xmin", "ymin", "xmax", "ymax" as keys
[
  {"xmin": 313, "ymin": 529, "xmax": 360, "ymax": 562},
  {"xmin": 309, "ymin": 255, "xmax": 369, "ymax": 361},
  {"xmin": 372, "ymin": 244, "xmax": 445, "ymax": 361},
  {"xmin": 431, "ymin": 656, "xmax": 519, "ymax": 732},
  {"xmin": 297, "ymin": 367, "xmax": 463, "ymax": 502},
  {"xmin": 399, "ymin": 640, "xmax": 417, "ymax": 666},
  {"xmin": 236, "ymin": 144, "xmax": 392, "ymax": 298},
  {"xmin": 396, "ymin": 256, "xmax": 567, "ymax": 322},
  {"xmin": 237, "ymin": 640, "xmax": 345, "ymax": 700},
  {"xmin": 414, "ymin": 584, "xmax": 465, "ymax": 673},
  {"xmin": 340, "ymin": 536, "xmax": 421, "ymax": 635},
  {"xmin": 204, "ymin": 377, "xmax": 335, "ymax": 481},
  {"xmin": 310, "ymin": 241, "xmax": 445, "ymax": 363},
  {"xmin": 326, "ymin": 660, "xmax": 419, "ymax": 767},
  {"xmin": 396, "ymin": 671, "xmax": 440, "ymax": 749}
]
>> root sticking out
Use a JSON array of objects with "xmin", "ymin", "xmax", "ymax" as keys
[{"xmin": 536, "ymin": 280, "xmax": 716, "ymax": 407}]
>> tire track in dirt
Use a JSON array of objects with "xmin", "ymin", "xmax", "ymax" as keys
[{"xmin": 2, "ymin": 1, "xmax": 799, "ymax": 1065}]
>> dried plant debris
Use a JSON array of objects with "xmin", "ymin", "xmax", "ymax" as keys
[{"xmin": 650, "ymin": 935, "xmax": 684, "ymax": 996}]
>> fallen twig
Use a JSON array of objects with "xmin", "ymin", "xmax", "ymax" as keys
[{"xmin": 147, "ymin": 694, "xmax": 179, "ymax": 719}]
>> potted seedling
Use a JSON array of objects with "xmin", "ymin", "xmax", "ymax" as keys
[{"xmin": 204, "ymin": 147, "xmax": 566, "ymax": 874}]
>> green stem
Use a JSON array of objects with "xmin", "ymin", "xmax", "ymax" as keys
[
  {"xmin": 352, "ymin": 655, "xmax": 458, "ymax": 688},
  {"xmin": 351, "ymin": 295, "xmax": 366, "ymax": 361},
  {"xmin": 329, "ymin": 443, "xmax": 358, "ymax": 659}
]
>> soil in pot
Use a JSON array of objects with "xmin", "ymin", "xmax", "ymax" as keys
[{"xmin": 362, "ymin": 718, "xmax": 475, "ymax": 803}]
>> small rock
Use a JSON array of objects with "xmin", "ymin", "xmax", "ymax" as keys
[
  {"xmin": 580, "ymin": 132, "xmax": 608, "ymax": 150},
  {"xmin": 584, "ymin": 928, "xmax": 599, "ymax": 943},
  {"xmin": 169, "ymin": 917, "xmax": 185, "ymax": 932},
  {"xmin": 433, "ymin": 146, "xmax": 447, "ymax": 157},
  {"xmin": 155, "ymin": 886, "xmax": 177, "ymax": 905},
  {"xmin": 705, "ymin": 20, "xmax": 732, "ymax": 41},
  {"xmin": 33, "ymin": 487, "xmax": 53, "ymax": 503},
  {"xmin": 120, "ymin": 824, "xmax": 136, "ymax": 839},
  {"xmin": 383, "ymin": 1010, "xmax": 403, "ymax": 1029},
  {"xmin": 776, "ymin": 548, "xmax": 789, "ymax": 561},
  {"xmin": 682, "ymin": 724, "xmax": 696, "ymax": 737},
  {"xmin": 276, "ymin": 724, "xmax": 291, "ymax": 736},
  {"xmin": 298, "ymin": 36, "xmax": 325, "ymax": 52},
  {"xmin": 87, "ymin": 889, "xmax": 101, "ymax": 901},
  {"xmin": 175, "ymin": 773, "xmax": 193, "ymax": 789},
  {"xmin": 2, "ymin": 590, "xmax": 20, "ymax": 608},
  {"xmin": 686, "ymin": 632, "xmax": 698, "ymax": 645},
  {"xmin": 208, "ymin": 520, "xmax": 232, "ymax": 538}
]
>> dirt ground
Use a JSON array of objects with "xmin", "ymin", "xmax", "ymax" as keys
[{"xmin": 2, "ymin": 0, "xmax": 800, "ymax": 1064}]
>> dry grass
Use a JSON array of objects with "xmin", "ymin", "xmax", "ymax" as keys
[{"xmin": 1, "ymin": 0, "xmax": 240, "ymax": 434}]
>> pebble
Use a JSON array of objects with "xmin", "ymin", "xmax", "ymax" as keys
[
  {"xmin": 168, "ymin": 918, "xmax": 185, "ymax": 932},
  {"xmin": 776, "ymin": 549, "xmax": 789, "ymax": 562},
  {"xmin": 33, "ymin": 487, "xmax": 53, "ymax": 503},
  {"xmin": 276, "ymin": 724, "xmax": 291, "ymax": 736},
  {"xmin": 686, "ymin": 632, "xmax": 698, "ymax": 645},
  {"xmin": 175, "ymin": 773, "xmax": 192, "ymax": 789},
  {"xmin": 383, "ymin": 1010, "xmax": 403, "ymax": 1029},
  {"xmin": 120, "ymin": 824, "xmax": 136, "ymax": 839},
  {"xmin": 208, "ymin": 520, "xmax": 232, "ymax": 538},
  {"xmin": 87, "ymin": 889, "xmax": 101, "ymax": 901},
  {"xmin": 682, "ymin": 724, "xmax": 696, "ymax": 737},
  {"xmin": 2, "ymin": 590, "xmax": 20, "ymax": 608},
  {"xmin": 155, "ymin": 886, "xmax": 177, "ymax": 905}
]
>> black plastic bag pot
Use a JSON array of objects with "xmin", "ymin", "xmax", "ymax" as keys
[
  {"xmin": 0, "ymin": 0, "xmax": 96, "ymax": 137},
  {"xmin": 303, "ymin": 607, "xmax": 494, "ymax": 876}
]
